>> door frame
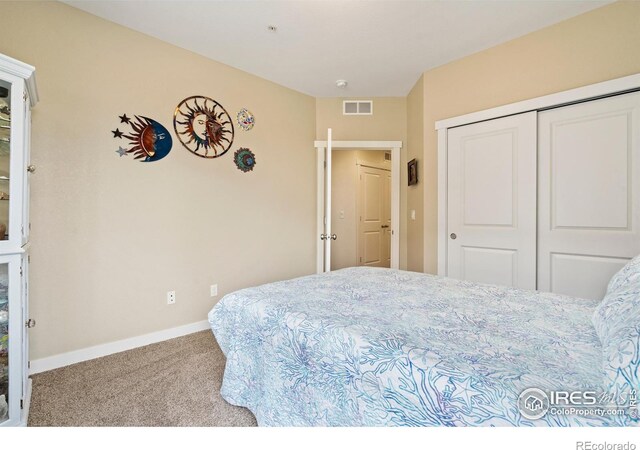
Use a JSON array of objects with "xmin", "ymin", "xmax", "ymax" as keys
[
  {"xmin": 436, "ymin": 72, "xmax": 640, "ymax": 276},
  {"xmin": 314, "ymin": 140, "xmax": 402, "ymax": 274}
]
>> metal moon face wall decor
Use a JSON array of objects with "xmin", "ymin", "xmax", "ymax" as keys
[
  {"xmin": 174, "ymin": 96, "xmax": 234, "ymax": 158},
  {"xmin": 112, "ymin": 114, "xmax": 173, "ymax": 162},
  {"xmin": 234, "ymin": 147, "xmax": 256, "ymax": 173},
  {"xmin": 236, "ymin": 108, "xmax": 255, "ymax": 131}
]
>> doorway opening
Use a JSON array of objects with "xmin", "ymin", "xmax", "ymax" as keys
[
  {"xmin": 314, "ymin": 137, "xmax": 402, "ymax": 273},
  {"xmin": 331, "ymin": 151, "xmax": 391, "ymax": 270}
]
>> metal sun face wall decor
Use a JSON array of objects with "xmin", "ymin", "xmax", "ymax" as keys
[
  {"xmin": 174, "ymin": 96, "xmax": 234, "ymax": 158},
  {"xmin": 112, "ymin": 113, "xmax": 173, "ymax": 162}
]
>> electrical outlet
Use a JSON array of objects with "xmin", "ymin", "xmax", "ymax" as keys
[
  {"xmin": 167, "ymin": 290, "xmax": 176, "ymax": 305},
  {"xmin": 210, "ymin": 284, "xmax": 218, "ymax": 297}
]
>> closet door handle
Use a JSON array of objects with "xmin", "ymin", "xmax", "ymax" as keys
[{"xmin": 450, "ymin": 233, "xmax": 457, "ymax": 240}]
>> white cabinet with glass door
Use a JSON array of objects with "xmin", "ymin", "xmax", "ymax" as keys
[{"xmin": 0, "ymin": 53, "xmax": 38, "ymax": 427}]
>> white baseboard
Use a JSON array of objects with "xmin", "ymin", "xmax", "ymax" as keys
[{"xmin": 29, "ymin": 320, "xmax": 211, "ymax": 375}]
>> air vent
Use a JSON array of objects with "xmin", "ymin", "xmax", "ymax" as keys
[{"xmin": 343, "ymin": 100, "xmax": 373, "ymax": 116}]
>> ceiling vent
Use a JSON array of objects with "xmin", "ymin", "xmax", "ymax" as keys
[{"xmin": 343, "ymin": 100, "xmax": 373, "ymax": 116}]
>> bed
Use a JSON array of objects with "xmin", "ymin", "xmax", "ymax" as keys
[{"xmin": 208, "ymin": 266, "xmax": 640, "ymax": 426}]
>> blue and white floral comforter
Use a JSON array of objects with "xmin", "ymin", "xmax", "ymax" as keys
[{"xmin": 208, "ymin": 267, "xmax": 622, "ymax": 426}]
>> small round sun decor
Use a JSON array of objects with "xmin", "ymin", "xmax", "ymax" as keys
[
  {"xmin": 236, "ymin": 108, "xmax": 255, "ymax": 131},
  {"xmin": 173, "ymin": 96, "xmax": 234, "ymax": 158},
  {"xmin": 234, "ymin": 148, "xmax": 256, "ymax": 173}
]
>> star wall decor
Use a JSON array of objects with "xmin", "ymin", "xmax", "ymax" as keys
[
  {"xmin": 118, "ymin": 113, "xmax": 131, "ymax": 124},
  {"xmin": 116, "ymin": 146, "xmax": 127, "ymax": 157},
  {"xmin": 112, "ymin": 128, "xmax": 124, "ymax": 138}
]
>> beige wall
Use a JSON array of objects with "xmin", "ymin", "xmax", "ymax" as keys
[
  {"xmin": 331, "ymin": 150, "xmax": 390, "ymax": 269},
  {"xmin": 0, "ymin": 1, "xmax": 317, "ymax": 359},
  {"xmin": 405, "ymin": 77, "xmax": 424, "ymax": 272},
  {"xmin": 316, "ymin": 97, "xmax": 408, "ymax": 269},
  {"xmin": 316, "ymin": 98, "xmax": 407, "ymax": 142},
  {"xmin": 421, "ymin": 0, "xmax": 640, "ymax": 274}
]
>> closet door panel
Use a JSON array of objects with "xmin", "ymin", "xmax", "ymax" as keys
[
  {"xmin": 447, "ymin": 112, "xmax": 537, "ymax": 289},
  {"xmin": 552, "ymin": 112, "xmax": 629, "ymax": 229},
  {"xmin": 538, "ymin": 92, "xmax": 640, "ymax": 300},
  {"xmin": 549, "ymin": 253, "xmax": 629, "ymax": 300},
  {"xmin": 461, "ymin": 247, "xmax": 517, "ymax": 287},
  {"xmin": 462, "ymin": 132, "xmax": 515, "ymax": 226}
]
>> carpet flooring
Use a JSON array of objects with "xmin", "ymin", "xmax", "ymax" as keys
[{"xmin": 28, "ymin": 330, "xmax": 257, "ymax": 426}]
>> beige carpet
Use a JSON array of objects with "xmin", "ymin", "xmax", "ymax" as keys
[{"xmin": 28, "ymin": 330, "xmax": 257, "ymax": 426}]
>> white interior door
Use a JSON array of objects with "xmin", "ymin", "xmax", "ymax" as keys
[
  {"xmin": 538, "ymin": 92, "xmax": 640, "ymax": 300},
  {"xmin": 447, "ymin": 112, "xmax": 537, "ymax": 289},
  {"xmin": 357, "ymin": 165, "xmax": 391, "ymax": 267},
  {"xmin": 323, "ymin": 129, "xmax": 332, "ymax": 272}
]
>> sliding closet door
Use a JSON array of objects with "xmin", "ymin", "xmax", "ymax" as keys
[
  {"xmin": 447, "ymin": 112, "xmax": 537, "ymax": 289},
  {"xmin": 538, "ymin": 92, "xmax": 640, "ymax": 300}
]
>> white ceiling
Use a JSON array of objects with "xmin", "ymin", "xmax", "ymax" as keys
[{"xmin": 64, "ymin": 0, "xmax": 611, "ymax": 97}]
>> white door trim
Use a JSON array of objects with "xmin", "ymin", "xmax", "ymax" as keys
[
  {"xmin": 437, "ymin": 128, "xmax": 448, "ymax": 276},
  {"xmin": 436, "ymin": 72, "xmax": 640, "ymax": 276},
  {"xmin": 315, "ymin": 140, "xmax": 402, "ymax": 273}
]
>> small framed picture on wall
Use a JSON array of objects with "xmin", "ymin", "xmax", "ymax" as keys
[{"xmin": 408, "ymin": 159, "xmax": 418, "ymax": 186}]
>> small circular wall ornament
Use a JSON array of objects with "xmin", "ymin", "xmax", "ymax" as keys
[
  {"xmin": 173, "ymin": 96, "xmax": 234, "ymax": 158},
  {"xmin": 236, "ymin": 108, "xmax": 255, "ymax": 131},
  {"xmin": 234, "ymin": 148, "xmax": 256, "ymax": 173}
]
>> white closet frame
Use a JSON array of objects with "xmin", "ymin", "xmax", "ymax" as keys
[{"xmin": 436, "ymin": 73, "xmax": 640, "ymax": 276}]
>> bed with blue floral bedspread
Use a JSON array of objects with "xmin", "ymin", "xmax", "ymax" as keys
[{"xmin": 208, "ymin": 266, "xmax": 637, "ymax": 426}]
